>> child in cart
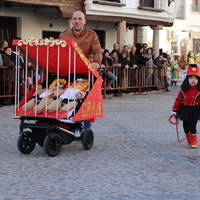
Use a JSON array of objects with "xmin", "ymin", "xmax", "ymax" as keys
[
  {"xmin": 46, "ymin": 78, "xmax": 88, "ymax": 114},
  {"xmin": 171, "ymin": 64, "xmax": 200, "ymax": 148},
  {"xmin": 22, "ymin": 78, "xmax": 67, "ymax": 114}
]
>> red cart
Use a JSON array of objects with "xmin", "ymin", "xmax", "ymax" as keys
[{"xmin": 12, "ymin": 38, "xmax": 104, "ymax": 156}]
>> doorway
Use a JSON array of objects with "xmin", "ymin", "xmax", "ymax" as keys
[
  {"xmin": 0, "ymin": 17, "xmax": 17, "ymax": 45},
  {"xmin": 42, "ymin": 31, "xmax": 60, "ymax": 39},
  {"xmin": 93, "ymin": 30, "xmax": 105, "ymax": 49}
]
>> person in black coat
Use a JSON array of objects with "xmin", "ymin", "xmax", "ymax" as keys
[
  {"xmin": 135, "ymin": 46, "xmax": 147, "ymax": 67},
  {"xmin": 1, "ymin": 47, "xmax": 15, "ymax": 104},
  {"xmin": 154, "ymin": 54, "xmax": 170, "ymax": 92},
  {"xmin": 101, "ymin": 49, "xmax": 117, "ymax": 90}
]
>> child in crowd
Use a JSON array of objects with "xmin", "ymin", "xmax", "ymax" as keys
[
  {"xmin": 46, "ymin": 78, "xmax": 87, "ymax": 114},
  {"xmin": 171, "ymin": 64, "xmax": 200, "ymax": 148},
  {"xmin": 187, "ymin": 51, "xmax": 195, "ymax": 65},
  {"xmin": 177, "ymin": 55, "xmax": 187, "ymax": 86}
]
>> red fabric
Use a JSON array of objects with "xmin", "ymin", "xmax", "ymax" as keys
[
  {"xmin": 187, "ymin": 65, "xmax": 200, "ymax": 76},
  {"xmin": 12, "ymin": 39, "xmax": 93, "ymax": 75},
  {"xmin": 72, "ymin": 76, "xmax": 104, "ymax": 121},
  {"xmin": 12, "ymin": 38, "xmax": 104, "ymax": 121},
  {"xmin": 16, "ymin": 109, "xmax": 69, "ymax": 119}
]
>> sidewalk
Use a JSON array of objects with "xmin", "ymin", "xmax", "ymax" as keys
[{"xmin": 0, "ymin": 86, "xmax": 200, "ymax": 200}]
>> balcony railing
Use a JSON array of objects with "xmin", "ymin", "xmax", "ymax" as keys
[{"xmin": 93, "ymin": 0, "xmax": 126, "ymax": 7}]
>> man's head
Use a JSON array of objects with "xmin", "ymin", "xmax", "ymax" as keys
[
  {"xmin": 131, "ymin": 46, "xmax": 136, "ymax": 53},
  {"xmin": 158, "ymin": 55, "xmax": 163, "ymax": 61},
  {"xmin": 0, "ymin": 40, "xmax": 8, "ymax": 50},
  {"xmin": 113, "ymin": 43, "xmax": 120, "ymax": 50},
  {"xmin": 142, "ymin": 43, "xmax": 148, "ymax": 50},
  {"xmin": 72, "ymin": 11, "xmax": 86, "ymax": 33},
  {"xmin": 123, "ymin": 45, "xmax": 130, "ymax": 51}
]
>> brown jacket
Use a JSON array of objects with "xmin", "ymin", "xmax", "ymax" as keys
[{"xmin": 59, "ymin": 28, "xmax": 102, "ymax": 66}]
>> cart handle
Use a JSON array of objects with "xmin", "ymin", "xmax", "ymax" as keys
[{"xmin": 168, "ymin": 114, "xmax": 179, "ymax": 125}]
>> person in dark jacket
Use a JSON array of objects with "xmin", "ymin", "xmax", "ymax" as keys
[
  {"xmin": 135, "ymin": 46, "xmax": 147, "ymax": 67},
  {"xmin": 129, "ymin": 46, "xmax": 137, "ymax": 68},
  {"xmin": 154, "ymin": 54, "xmax": 165, "ymax": 68},
  {"xmin": 154, "ymin": 55, "xmax": 170, "ymax": 92},
  {"xmin": 118, "ymin": 50, "xmax": 131, "ymax": 92},
  {"xmin": 101, "ymin": 49, "xmax": 117, "ymax": 90},
  {"xmin": 1, "ymin": 47, "xmax": 15, "ymax": 104}
]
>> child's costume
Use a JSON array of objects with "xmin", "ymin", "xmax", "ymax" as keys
[
  {"xmin": 169, "ymin": 54, "xmax": 180, "ymax": 86},
  {"xmin": 22, "ymin": 78, "xmax": 66, "ymax": 114},
  {"xmin": 177, "ymin": 55, "xmax": 187, "ymax": 86},
  {"xmin": 172, "ymin": 64, "xmax": 200, "ymax": 148},
  {"xmin": 46, "ymin": 78, "xmax": 88, "ymax": 114}
]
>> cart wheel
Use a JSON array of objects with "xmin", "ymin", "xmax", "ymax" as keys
[
  {"xmin": 82, "ymin": 129, "xmax": 94, "ymax": 150},
  {"xmin": 44, "ymin": 133, "xmax": 62, "ymax": 157},
  {"xmin": 17, "ymin": 131, "xmax": 36, "ymax": 154}
]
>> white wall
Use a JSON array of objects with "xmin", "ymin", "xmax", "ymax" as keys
[
  {"xmin": 86, "ymin": 20, "xmax": 134, "ymax": 50},
  {"xmin": 85, "ymin": 0, "xmax": 177, "ymax": 24},
  {"xmin": 0, "ymin": 5, "xmax": 122, "ymax": 51},
  {"xmin": 0, "ymin": 6, "xmax": 67, "ymax": 39}
]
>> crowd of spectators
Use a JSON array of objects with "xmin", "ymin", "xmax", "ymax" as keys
[
  {"xmin": 0, "ymin": 38, "xmax": 189, "ymax": 105},
  {"xmin": 99, "ymin": 42, "xmax": 174, "ymax": 96},
  {"xmin": 0, "ymin": 39, "xmax": 32, "ymax": 106}
]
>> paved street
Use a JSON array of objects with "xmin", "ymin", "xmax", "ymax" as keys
[{"xmin": 1, "ymin": 86, "xmax": 200, "ymax": 200}]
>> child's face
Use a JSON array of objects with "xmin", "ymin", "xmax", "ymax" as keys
[
  {"xmin": 76, "ymin": 81, "xmax": 84, "ymax": 87},
  {"xmin": 112, "ymin": 52, "xmax": 118, "ymax": 58},
  {"xmin": 188, "ymin": 76, "xmax": 198, "ymax": 87},
  {"xmin": 104, "ymin": 52, "xmax": 109, "ymax": 57},
  {"xmin": 5, "ymin": 48, "xmax": 12, "ymax": 55},
  {"xmin": 55, "ymin": 82, "xmax": 64, "ymax": 88}
]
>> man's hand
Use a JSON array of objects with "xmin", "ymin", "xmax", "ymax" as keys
[
  {"xmin": 91, "ymin": 62, "xmax": 100, "ymax": 70},
  {"xmin": 125, "ymin": 65, "xmax": 130, "ymax": 69}
]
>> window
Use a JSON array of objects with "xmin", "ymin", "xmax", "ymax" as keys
[
  {"xmin": 176, "ymin": 0, "xmax": 185, "ymax": 19},
  {"xmin": 92, "ymin": 30, "xmax": 105, "ymax": 49},
  {"xmin": 42, "ymin": 31, "xmax": 60, "ymax": 39},
  {"xmin": 104, "ymin": 0, "xmax": 121, "ymax": 2},
  {"xmin": 171, "ymin": 42, "xmax": 178, "ymax": 53},
  {"xmin": 0, "ymin": 17, "xmax": 17, "ymax": 45},
  {"xmin": 93, "ymin": 0, "xmax": 126, "ymax": 6},
  {"xmin": 193, "ymin": 39, "xmax": 200, "ymax": 54},
  {"xmin": 140, "ymin": 0, "xmax": 154, "ymax": 8},
  {"xmin": 192, "ymin": 0, "xmax": 198, "ymax": 5},
  {"xmin": 191, "ymin": 0, "xmax": 200, "ymax": 11},
  {"xmin": 138, "ymin": 0, "xmax": 165, "ymax": 11}
]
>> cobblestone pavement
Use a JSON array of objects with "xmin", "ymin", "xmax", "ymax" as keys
[{"xmin": 1, "ymin": 86, "xmax": 200, "ymax": 200}]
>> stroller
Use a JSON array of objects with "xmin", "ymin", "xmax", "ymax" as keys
[{"xmin": 12, "ymin": 38, "xmax": 104, "ymax": 156}]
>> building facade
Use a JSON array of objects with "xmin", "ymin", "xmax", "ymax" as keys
[
  {"xmin": 156, "ymin": 0, "xmax": 200, "ymax": 58},
  {"xmin": 0, "ymin": 0, "xmax": 178, "ymax": 56}
]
